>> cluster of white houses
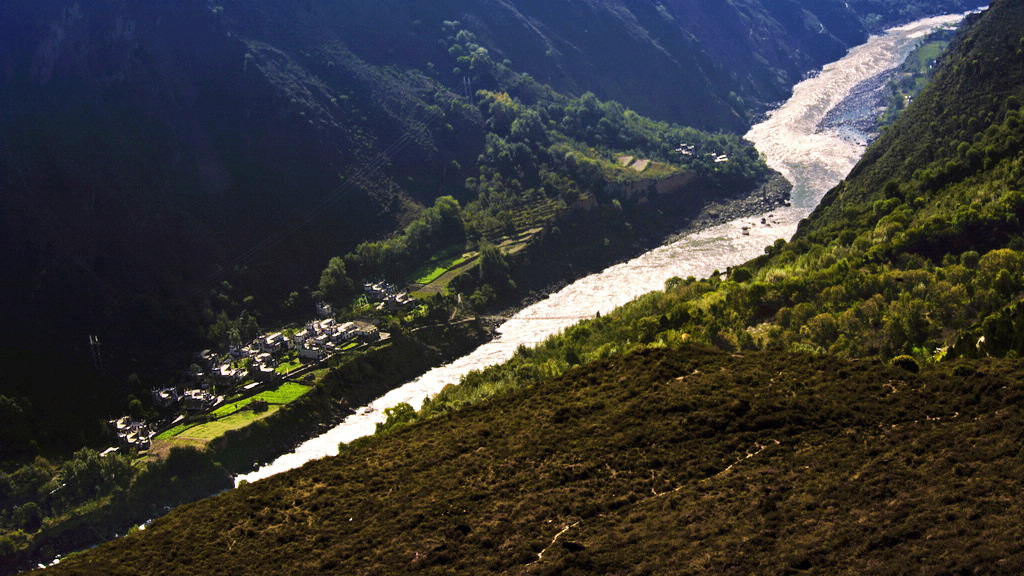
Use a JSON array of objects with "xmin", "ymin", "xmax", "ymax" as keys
[
  {"xmin": 247, "ymin": 318, "xmax": 381, "ymax": 363},
  {"xmin": 149, "ymin": 319, "xmax": 380, "ymax": 412},
  {"xmin": 124, "ymin": 310, "xmax": 384, "ymax": 452},
  {"xmin": 110, "ymin": 416, "xmax": 154, "ymax": 450},
  {"xmin": 151, "ymin": 349, "xmax": 244, "ymax": 414},
  {"xmin": 364, "ymin": 281, "xmax": 416, "ymax": 312},
  {"xmin": 675, "ymin": 142, "xmax": 729, "ymax": 163}
]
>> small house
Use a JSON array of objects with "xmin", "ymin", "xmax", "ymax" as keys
[
  {"xmin": 255, "ymin": 352, "xmax": 276, "ymax": 368},
  {"xmin": 253, "ymin": 366, "xmax": 280, "ymax": 384},
  {"xmin": 337, "ymin": 322, "xmax": 358, "ymax": 341},
  {"xmin": 194, "ymin": 349, "xmax": 217, "ymax": 369},
  {"xmin": 297, "ymin": 344, "xmax": 325, "ymax": 361},
  {"xmin": 216, "ymin": 364, "xmax": 243, "ymax": 385},
  {"xmin": 364, "ymin": 281, "xmax": 396, "ymax": 302},
  {"xmin": 355, "ymin": 323, "xmax": 380, "ymax": 340},
  {"xmin": 184, "ymin": 389, "xmax": 216, "ymax": 412},
  {"xmin": 292, "ymin": 328, "xmax": 311, "ymax": 347},
  {"xmin": 260, "ymin": 332, "xmax": 287, "ymax": 353},
  {"xmin": 152, "ymin": 387, "xmax": 180, "ymax": 408}
]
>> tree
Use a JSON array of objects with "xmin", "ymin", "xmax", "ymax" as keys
[
  {"xmin": 238, "ymin": 310, "xmax": 260, "ymax": 343},
  {"xmin": 319, "ymin": 257, "xmax": 355, "ymax": 307},
  {"xmin": 430, "ymin": 196, "xmax": 465, "ymax": 242},
  {"xmin": 802, "ymin": 313, "xmax": 839, "ymax": 348},
  {"xmin": 375, "ymin": 403, "xmax": 416, "ymax": 436},
  {"xmin": 478, "ymin": 242, "xmax": 511, "ymax": 289},
  {"xmin": 15, "ymin": 501, "xmax": 42, "ymax": 532},
  {"xmin": 129, "ymin": 398, "xmax": 145, "ymax": 421},
  {"xmin": 469, "ymin": 284, "xmax": 496, "ymax": 310},
  {"xmin": 509, "ymin": 109, "xmax": 548, "ymax": 148},
  {"xmin": 637, "ymin": 317, "xmax": 660, "ymax": 343}
]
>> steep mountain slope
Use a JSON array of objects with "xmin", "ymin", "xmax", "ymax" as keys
[
  {"xmin": 430, "ymin": 0, "xmax": 1024, "ymax": 374},
  {"xmin": 40, "ymin": 346, "xmax": 1024, "ymax": 574}
]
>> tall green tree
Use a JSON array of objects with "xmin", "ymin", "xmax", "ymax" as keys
[{"xmin": 318, "ymin": 257, "xmax": 355, "ymax": 307}]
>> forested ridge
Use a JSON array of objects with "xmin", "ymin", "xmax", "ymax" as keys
[{"xmin": 26, "ymin": 0, "xmax": 1024, "ymax": 574}]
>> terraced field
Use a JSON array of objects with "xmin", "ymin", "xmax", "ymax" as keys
[{"xmin": 153, "ymin": 382, "xmax": 312, "ymax": 447}]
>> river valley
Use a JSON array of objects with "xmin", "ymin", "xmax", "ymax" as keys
[{"xmin": 236, "ymin": 12, "xmax": 973, "ymax": 486}]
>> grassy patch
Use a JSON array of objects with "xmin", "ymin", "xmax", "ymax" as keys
[
  {"xmin": 410, "ymin": 246, "xmax": 471, "ymax": 285},
  {"xmin": 211, "ymin": 400, "xmax": 250, "ymax": 418},
  {"xmin": 161, "ymin": 383, "xmax": 311, "ymax": 441},
  {"xmin": 154, "ymin": 423, "xmax": 197, "ymax": 440},
  {"xmin": 173, "ymin": 409, "xmax": 280, "ymax": 441},
  {"xmin": 274, "ymin": 357, "xmax": 303, "ymax": 374},
  {"xmin": 254, "ymin": 382, "xmax": 311, "ymax": 404},
  {"xmin": 414, "ymin": 261, "xmax": 462, "ymax": 285},
  {"xmin": 214, "ymin": 382, "xmax": 312, "ymax": 415},
  {"xmin": 641, "ymin": 160, "xmax": 682, "ymax": 180}
]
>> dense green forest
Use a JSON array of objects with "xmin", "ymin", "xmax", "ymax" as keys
[
  {"xmin": 318, "ymin": 83, "xmax": 773, "ymax": 313},
  {"xmin": 22, "ymin": 0, "xmax": 1024, "ymax": 573}
]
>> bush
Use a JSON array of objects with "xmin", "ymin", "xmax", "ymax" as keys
[
  {"xmin": 889, "ymin": 355, "xmax": 920, "ymax": 373},
  {"xmin": 730, "ymin": 267, "xmax": 753, "ymax": 282},
  {"xmin": 952, "ymin": 364, "xmax": 977, "ymax": 377}
]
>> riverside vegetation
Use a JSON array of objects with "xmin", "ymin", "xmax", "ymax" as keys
[{"xmin": 31, "ymin": 0, "xmax": 1024, "ymax": 574}]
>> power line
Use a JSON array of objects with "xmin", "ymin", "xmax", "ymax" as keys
[
  {"xmin": 480, "ymin": 315, "xmax": 594, "ymax": 322},
  {"xmin": 89, "ymin": 335, "xmax": 103, "ymax": 371}
]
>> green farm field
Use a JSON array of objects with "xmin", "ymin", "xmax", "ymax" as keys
[
  {"xmin": 173, "ymin": 407, "xmax": 283, "ymax": 441},
  {"xmin": 158, "ymin": 382, "xmax": 311, "ymax": 442},
  {"xmin": 410, "ymin": 247, "xmax": 471, "ymax": 285}
]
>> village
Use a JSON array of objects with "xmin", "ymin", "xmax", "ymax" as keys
[{"xmin": 108, "ymin": 282, "xmax": 414, "ymax": 453}]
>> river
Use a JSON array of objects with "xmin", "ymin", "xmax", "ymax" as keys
[{"xmin": 235, "ymin": 12, "xmax": 971, "ymax": 486}]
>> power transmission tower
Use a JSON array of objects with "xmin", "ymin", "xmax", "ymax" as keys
[
  {"xmin": 462, "ymin": 76, "xmax": 473, "ymax": 102},
  {"xmin": 89, "ymin": 335, "xmax": 103, "ymax": 372}
]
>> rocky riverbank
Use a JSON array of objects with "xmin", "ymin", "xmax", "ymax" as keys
[
  {"xmin": 675, "ymin": 173, "xmax": 793, "ymax": 238},
  {"xmin": 502, "ymin": 171, "xmax": 792, "ymax": 315}
]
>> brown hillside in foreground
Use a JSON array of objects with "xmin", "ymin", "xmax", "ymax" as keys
[{"xmin": 43, "ymin": 345, "xmax": 1024, "ymax": 575}]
